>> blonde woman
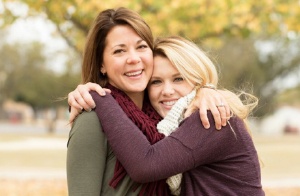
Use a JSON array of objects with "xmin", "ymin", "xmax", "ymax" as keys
[{"xmin": 88, "ymin": 36, "xmax": 264, "ymax": 195}]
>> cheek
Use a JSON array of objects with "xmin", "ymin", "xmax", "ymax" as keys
[
  {"xmin": 148, "ymin": 87, "xmax": 159, "ymax": 108},
  {"xmin": 177, "ymin": 85, "xmax": 194, "ymax": 97},
  {"xmin": 144, "ymin": 52, "xmax": 154, "ymax": 69},
  {"xmin": 184, "ymin": 88, "xmax": 193, "ymax": 95},
  {"xmin": 146, "ymin": 61, "xmax": 154, "ymax": 75},
  {"xmin": 106, "ymin": 63, "xmax": 123, "ymax": 76},
  {"xmin": 148, "ymin": 87, "xmax": 155, "ymax": 102}
]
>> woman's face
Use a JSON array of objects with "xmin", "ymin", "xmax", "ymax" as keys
[
  {"xmin": 148, "ymin": 55, "xmax": 194, "ymax": 117},
  {"xmin": 102, "ymin": 25, "xmax": 153, "ymax": 95}
]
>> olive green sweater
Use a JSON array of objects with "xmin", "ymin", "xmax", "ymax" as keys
[{"xmin": 67, "ymin": 111, "xmax": 141, "ymax": 196}]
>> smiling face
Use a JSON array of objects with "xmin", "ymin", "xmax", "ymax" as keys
[
  {"xmin": 148, "ymin": 55, "xmax": 194, "ymax": 117},
  {"xmin": 102, "ymin": 25, "xmax": 153, "ymax": 99}
]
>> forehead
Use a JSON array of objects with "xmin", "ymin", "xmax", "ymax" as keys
[
  {"xmin": 106, "ymin": 25, "xmax": 141, "ymax": 45},
  {"xmin": 154, "ymin": 55, "xmax": 171, "ymax": 66},
  {"xmin": 153, "ymin": 55, "xmax": 178, "ymax": 72}
]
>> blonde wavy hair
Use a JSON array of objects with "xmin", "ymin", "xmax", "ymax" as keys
[{"xmin": 153, "ymin": 36, "xmax": 258, "ymax": 128}]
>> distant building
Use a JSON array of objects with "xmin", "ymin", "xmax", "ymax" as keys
[
  {"xmin": 259, "ymin": 106, "xmax": 300, "ymax": 135},
  {"xmin": 2, "ymin": 99, "xmax": 68, "ymax": 122},
  {"xmin": 2, "ymin": 100, "xmax": 34, "ymax": 124}
]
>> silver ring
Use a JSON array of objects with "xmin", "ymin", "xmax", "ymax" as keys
[{"xmin": 217, "ymin": 103, "xmax": 225, "ymax": 107}]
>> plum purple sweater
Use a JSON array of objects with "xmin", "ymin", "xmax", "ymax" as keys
[{"xmin": 91, "ymin": 91, "xmax": 265, "ymax": 196}]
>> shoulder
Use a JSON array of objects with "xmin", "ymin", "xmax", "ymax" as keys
[
  {"xmin": 204, "ymin": 111, "xmax": 247, "ymax": 134},
  {"xmin": 90, "ymin": 91, "xmax": 116, "ymax": 105},
  {"xmin": 68, "ymin": 111, "xmax": 104, "ymax": 147},
  {"xmin": 71, "ymin": 111, "xmax": 101, "ymax": 132},
  {"xmin": 184, "ymin": 111, "xmax": 248, "ymax": 143},
  {"xmin": 227, "ymin": 115, "xmax": 248, "ymax": 134}
]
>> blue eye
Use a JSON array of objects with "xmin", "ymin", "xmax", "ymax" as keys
[
  {"xmin": 150, "ymin": 80, "xmax": 161, "ymax": 85},
  {"xmin": 174, "ymin": 77, "xmax": 184, "ymax": 82}
]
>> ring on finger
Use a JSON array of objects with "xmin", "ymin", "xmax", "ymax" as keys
[{"xmin": 217, "ymin": 103, "xmax": 225, "ymax": 107}]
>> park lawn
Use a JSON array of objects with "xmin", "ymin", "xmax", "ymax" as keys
[
  {"xmin": 0, "ymin": 133, "xmax": 67, "ymax": 169},
  {"xmin": 0, "ymin": 133, "xmax": 68, "ymax": 195},
  {"xmin": 0, "ymin": 133, "xmax": 300, "ymax": 195},
  {"xmin": 253, "ymin": 134, "xmax": 300, "ymax": 184},
  {"xmin": 0, "ymin": 150, "xmax": 66, "ymax": 169}
]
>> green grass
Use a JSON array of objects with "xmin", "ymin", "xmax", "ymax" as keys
[
  {"xmin": 0, "ymin": 150, "xmax": 66, "ymax": 169},
  {"xmin": 0, "ymin": 133, "xmax": 67, "ymax": 169},
  {"xmin": 253, "ymin": 134, "xmax": 300, "ymax": 183},
  {"xmin": 1, "ymin": 132, "xmax": 300, "ymax": 196},
  {"xmin": 1, "ymin": 133, "xmax": 300, "ymax": 182}
]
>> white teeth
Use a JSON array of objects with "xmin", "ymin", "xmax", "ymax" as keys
[
  {"xmin": 125, "ymin": 70, "xmax": 142, "ymax": 76},
  {"xmin": 162, "ymin": 100, "xmax": 177, "ymax": 106}
]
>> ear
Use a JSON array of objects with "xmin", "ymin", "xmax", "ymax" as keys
[{"xmin": 100, "ymin": 65, "xmax": 107, "ymax": 74}]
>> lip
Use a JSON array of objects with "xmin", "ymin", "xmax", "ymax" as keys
[
  {"xmin": 160, "ymin": 99, "xmax": 178, "ymax": 109},
  {"xmin": 124, "ymin": 69, "xmax": 143, "ymax": 77}
]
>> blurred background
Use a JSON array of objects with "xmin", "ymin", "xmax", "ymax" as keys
[{"xmin": 0, "ymin": 0, "xmax": 299, "ymax": 195}]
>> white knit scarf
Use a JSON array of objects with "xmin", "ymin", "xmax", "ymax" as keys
[{"xmin": 157, "ymin": 90, "xmax": 196, "ymax": 195}]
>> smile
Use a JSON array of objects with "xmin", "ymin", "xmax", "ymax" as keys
[
  {"xmin": 161, "ymin": 100, "xmax": 177, "ymax": 106},
  {"xmin": 125, "ymin": 70, "xmax": 143, "ymax": 77}
]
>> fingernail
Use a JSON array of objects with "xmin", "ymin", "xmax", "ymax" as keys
[
  {"xmin": 204, "ymin": 125, "xmax": 210, "ymax": 129},
  {"xmin": 100, "ymin": 91, "xmax": 106, "ymax": 96},
  {"xmin": 217, "ymin": 126, "xmax": 221, "ymax": 130},
  {"xmin": 92, "ymin": 105, "xmax": 96, "ymax": 109},
  {"xmin": 87, "ymin": 108, "xmax": 92, "ymax": 112}
]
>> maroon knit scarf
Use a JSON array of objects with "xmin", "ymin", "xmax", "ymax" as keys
[{"xmin": 106, "ymin": 84, "xmax": 170, "ymax": 196}]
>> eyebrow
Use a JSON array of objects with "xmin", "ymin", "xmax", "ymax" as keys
[
  {"xmin": 111, "ymin": 39, "xmax": 145, "ymax": 49},
  {"xmin": 151, "ymin": 72, "xmax": 181, "ymax": 79},
  {"xmin": 172, "ymin": 73, "xmax": 182, "ymax": 77}
]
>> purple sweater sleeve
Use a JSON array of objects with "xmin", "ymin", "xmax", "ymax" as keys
[{"xmin": 91, "ymin": 92, "xmax": 243, "ymax": 183}]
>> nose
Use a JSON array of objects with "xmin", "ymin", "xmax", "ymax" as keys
[
  {"xmin": 127, "ymin": 50, "xmax": 141, "ymax": 64},
  {"xmin": 162, "ymin": 83, "xmax": 175, "ymax": 96}
]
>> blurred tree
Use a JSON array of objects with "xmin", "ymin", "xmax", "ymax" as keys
[
  {"xmin": 1, "ymin": 0, "xmax": 300, "ymax": 117},
  {"xmin": 276, "ymin": 86, "xmax": 300, "ymax": 107},
  {"xmin": 1, "ymin": 42, "xmax": 53, "ymax": 108},
  {"xmin": 0, "ymin": 31, "xmax": 8, "ymax": 118},
  {"xmin": 214, "ymin": 35, "xmax": 300, "ymax": 116},
  {"xmin": 255, "ymin": 36, "xmax": 300, "ymax": 114},
  {"xmin": 1, "ymin": 0, "xmax": 299, "ymax": 53},
  {"xmin": 0, "ymin": 41, "xmax": 80, "ymax": 131}
]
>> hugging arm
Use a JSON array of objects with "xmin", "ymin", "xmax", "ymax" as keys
[
  {"xmin": 91, "ymin": 92, "xmax": 234, "ymax": 183},
  {"xmin": 67, "ymin": 83, "xmax": 229, "ymax": 128}
]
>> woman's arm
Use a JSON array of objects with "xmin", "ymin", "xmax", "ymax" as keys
[
  {"xmin": 91, "ymin": 92, "xmax": 237, "ymax": 183},
  {"xmin": 67, "ymin": 111, "xmax": 107, "ymax": 195},
  {"xmin": 67, "ymin": 83, "xmax": 228, "ymax": 128}
]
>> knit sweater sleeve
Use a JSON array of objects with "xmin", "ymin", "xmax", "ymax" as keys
[
  {"xmin": 91, "ymin": 92, "xmax": 242, "ymax": 183},
  {"xmin": 67, "ymin": 111, "xmax": 107, "ymax": 195}
]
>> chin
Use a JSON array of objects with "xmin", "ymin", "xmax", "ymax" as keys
[
  {"xmin": 131, "ymin": 84, "xmax": 148, "ymax": 92},
  {"xmin": 127, "ymin": 88, "xmax": 145, "ymax": 94},
  {"xmin": 158, "ymin": 110, "xmax": 167, "ymax": 118}
]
